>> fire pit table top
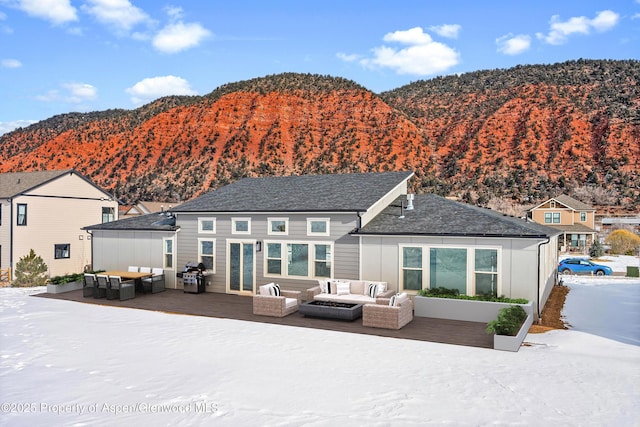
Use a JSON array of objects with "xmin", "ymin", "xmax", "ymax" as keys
[{"xmin": 299, "ymin": 300, "xmax": 363, "ymax": 321}]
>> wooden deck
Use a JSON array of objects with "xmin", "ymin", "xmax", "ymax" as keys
[{"xmin": 35, "ymin": 289, "xmax": 494, "ymax": 349}]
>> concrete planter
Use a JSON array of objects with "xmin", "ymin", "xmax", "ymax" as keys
[
  {"xmin": 413, "ymin": 296, "xmax": 534, "ymax": 352},
  {"xmin": 493, "ymin": 313, "xmax": 534, "ymax": 352},
  {"xmin": 47, "ymin": 280, "xmax": 83, "ymax": 294}
]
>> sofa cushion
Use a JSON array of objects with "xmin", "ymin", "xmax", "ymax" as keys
[
  {"xmin": 284, "ymin": 297, "xmax": 298, "ymax": 309},
  {"xmin": 350, "ymin": 281, "xmax": 365, "ymax": 295},
  {"xmin": 315, "ymin": 293, "xmax": 374, "ymax": 304},
  {"xmin": 390, "ymin": 292, "xmax": 408, "ymax": 307}
]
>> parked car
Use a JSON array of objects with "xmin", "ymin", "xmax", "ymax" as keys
[{"xmin": 558, "ymin": 258, "xmax": 613, "ymax": 276}]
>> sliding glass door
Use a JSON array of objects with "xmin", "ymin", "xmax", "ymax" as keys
[{"xmin": 227, "ymin": 240, "xmax": 255, "ymax": 295}]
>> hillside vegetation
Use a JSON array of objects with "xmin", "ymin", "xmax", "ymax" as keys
[{"xmin": 1, "ymin": 59, "xmax": 638, "ymax": 212}]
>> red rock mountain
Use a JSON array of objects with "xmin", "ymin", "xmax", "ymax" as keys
[{"xmin": 1, "ymin": 59, "xmax": 638, "ymax": 211}]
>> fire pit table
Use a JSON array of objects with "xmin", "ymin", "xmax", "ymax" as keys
[{"xmin": 299, "ymin": 300, "xmax": 363, "ymax": 321}]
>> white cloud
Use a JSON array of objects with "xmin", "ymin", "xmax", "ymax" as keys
[
  {"xmin": 496, "ymin": 34, "xmax": 531, "ymax": 55},
  {"xmin": 0, "ymin": 119, "xmax": 37, "ymax": 135},
  {"xmin": 152, "ymin": 21, "xmax": 211, "ymax": 53},
  {"xmin": 81, "ymin": 0, "xmax": 150, "ymax": 33},
  {"xmin": 1, "ymin": 58, "xmax": 22, "ymax": 68},
  {"xmin": 125, "ymin": 75, "xmax": 197, "ymax": 105},
  {"xmin": 537, "ymin": 10, "xmax": 620, "ymax": 45},
  {"xmin": 336, "ymin": 52, "xmax": 359, "ymax": 62},
  {"xmin": 428, "ymin": 24, "xmax": 461, "ymax": 39},
  {"xmin": 357, "ymin": 27, "xmax": 459, "ymax": 76},
  {"xmin": 6, "ymin": 0, "xmax": 77, "ymax": 25},
  {"xmin": 35, "ymin": 82, "xmax": 96, "ymax": 103}
]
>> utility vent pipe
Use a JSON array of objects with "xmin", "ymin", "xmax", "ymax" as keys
[{"xmin": 406, "ymin": 194, "xmax": 414, "ymax": 210}]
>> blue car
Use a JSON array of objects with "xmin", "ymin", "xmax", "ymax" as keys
[{"xmin": 558, "ymin": 258, "xmax": 613, "ymax": 276}]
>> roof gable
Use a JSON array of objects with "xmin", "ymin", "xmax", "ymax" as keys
[
  {"xmin": 0, "ymin": 169, "xmax": 112, "ymax": 199},
  {"xmin": 172, "ymin": 171, "xmax": 414, "ymax": 213},
  {"xmin": 358, "ymin": 194, "xmax": 560, "ymax": 238},
  {"xmin": 529, "ymin": 194, "xmax": 595, "ymax": 212}
]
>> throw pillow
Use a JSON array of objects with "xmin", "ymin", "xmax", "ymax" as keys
[
  {"xmin": 336, "ymin": 281, "xmax": 350, "ymax": 295},
  {"xmin": 367, "ymin": 283, "xmax": 378, "ymax": 298},
  {"xmin": 269, "ymin": 283, "xmax": 281, "ymax": 296},
  {"xmin": 389, "ymin": 294, "xmax": 398, "ymax": 306},
  {"xmin": 395, "ymin": 292, "xmax": 409, "ymax": 306},
  {"xmin": 259, "ymin": 283, "xmax": 275, "ymax": 296},
  {"xmin": 319, "ymin": 280, "xmax": 333, "ymax": 294}
]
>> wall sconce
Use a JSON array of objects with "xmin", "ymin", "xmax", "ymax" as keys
[{"xmin": 256, "ymin": 241, "xmax": 262, "ymax": 252}]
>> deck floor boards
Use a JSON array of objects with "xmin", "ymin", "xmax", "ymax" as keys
[{"xmin": 35, "ymin": 289, "xmax": 493, "ymax": 349}]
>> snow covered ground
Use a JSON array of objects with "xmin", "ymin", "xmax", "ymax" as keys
[{"xmin": 1, "ymin": 256, "xmax": 639, "ymax": 426}]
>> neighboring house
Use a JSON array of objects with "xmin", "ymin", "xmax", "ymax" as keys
[
  {"xmin": 88, "ymin": 171, "xmax": 560, "ymax": 318},
  {"xmin": 527, "ymin": 195, "xmax": 596, "ymax": 252},
  {"xmin": 0, "ymin": 169, "xmax": 118, "ymax": 278},
  {"xmin": 122, "ymin": 200, "xmax": 181, "ymax": 217},
  {"xmin": 84, "ymin": 212, "xmax": 179, "ymax": 288},
  {"xmin": 599, "ymin": 216, "xmax": 640, "ymax": 235}
]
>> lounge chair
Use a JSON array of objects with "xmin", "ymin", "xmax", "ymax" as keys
[
  {"xmin": 107, "ymin": 276, "xmax": 135, "ymax": 301},
  {"xmin": 253, "ymin": 283, "xmax": 301, "ymax": 317},
  {"xmin": 362, "ymin": 293, "xmax": 413, "ymax": 330}
]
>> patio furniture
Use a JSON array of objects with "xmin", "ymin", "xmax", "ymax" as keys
[
  {"xmin": 94, "ymin": 274, "xmax": 109, "ymax": 299},
  {"xmin": 362, "ymin": 293, "xmax": 413, "ymax": 330},
  {"xmin": 128, "ymin": 266, "xmax": 139, "ymax": 272},
  {"xmin": 103, "ymin": 270, "xmax": 154, "ymax": 294},
  {"xmin": 307, "ymin": 279, "xmax": 394, "ymax": 304},
  {"xmin": 83, "ymin": 273, "xmax": 97, "ymax": 298},
  {"xmin": 106, "ymin": 275, "xmax": 136, "ymax": 301},
  {"xmin": 253, "ymin": 283, "xmax": 301, "ymax": 317},
  {"xmin": 142, "ymin": 267, "xmax": 165, "ymax": 293}
]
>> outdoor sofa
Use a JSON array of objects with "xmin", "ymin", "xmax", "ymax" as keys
[{"xmin": 306, "ymin": 279, "xmax": 394, "ymax": 305}]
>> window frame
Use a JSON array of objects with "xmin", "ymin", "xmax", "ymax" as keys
[
  {"xmin": 580, "ymin": 212, "xmax": 587, "ymax": 222},
  {"xmin": 102, "ymin": 207, "xmax": 115, "ymax": 223},
  {"xmin": 163, "ymin": 237, "xmax": 174, "ymax": 270},
  {"xmin": 267, "ymin": 217, "xmax": 289, "ymax": 236},
  {"xmin": 54, "ymin": 243, "xmax": 70, "ymax": 259},
  {"xmin": 232, "ymin": 217, "xmax": 251, "ymax": 235},
  {"xmin": 307, "ymin": 218, "xmax": 330, "ymax": 236},
  {"xmin": 197, "ymin": 238, "xmax": 216, "ymax": 273},
  {"xmin": 16, "ymin": 203, "xmax": 27, "ymax": 226},
  {"xmin": 198, "ymin": 217, "xmax": 216, "ymax": 234}
]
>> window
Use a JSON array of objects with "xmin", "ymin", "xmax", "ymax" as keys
[
  {"xmin": 475, "ymin": 249, "xmax": 498, "ymax": 297},
  {"xmin": 268, "ymin": 218, "xmax": 288, "ymax": 235},
  {"xmin": 198, "ymin": 238, "xmax": 216, "ymax": 272},
  {"xmin": 580, "ymin": 212, "xmax": 587, "ymax": 222},
  {"xmin": 102, "ymin": 207, "xmax": 115, "ymax": 223},
  {"xmin": 401, "ymin": 247, "xmax": 423, "ymax": 291},
  {"xmin": 232, "ymin": 218, "xmax": 251, "ymax": 235},
  {"xmin": 266, "ymin": 243, "xmax": 282, "ymax": 275},
  {"xmin": 265, "ymin": 241, "xmax": 333, "ymax": 279},
  {"xmin": 198, "ymin": 217, "xmax": 216, "ymax": 233},
  {"xmin": 430, "ymin": 248, "xmax": 467, "ymax": 294},
  {"xmin": 307, "ymin": 218, "xmax": 329, "ymax": 236},
  {"xmin": 163, "ymin": 238, "xmax": 174, "ymax": 269},
  {"xmin": 545, "ymin": 212, "xmax": 560, "ymax": 223},
  {"xmin": 54, "ymin": 244, "xmax": 70, "ymax": 259},
  {"xmin": 17, "ymin": 204, "xmax": 27, "ymax": 226}
]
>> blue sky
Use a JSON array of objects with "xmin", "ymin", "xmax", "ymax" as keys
[{"xmin": 1, "ymin": 1, "xmax": 638, "ymax": 135}]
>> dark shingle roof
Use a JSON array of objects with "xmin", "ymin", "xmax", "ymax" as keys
[
  {"xmin": 553, "ymin": 195, "xmax": 594, "ymax": 211},
  {"xmin": 173, "ymin": 171, "xmax": 414, "ymax": 213},
  {"xmin": 83, "ymin": 212, "xmax": 179, "ymax": 231},
  {"xmin": 356, "ymin": 194, "xmax": 561, "ymax": 238}
]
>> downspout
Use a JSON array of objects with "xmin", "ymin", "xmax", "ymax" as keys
[
  {"xmin": 86, "ymin": 230, "xmax": 93, "ymax": 272},
  {"xmin": 536, "ymin": 236, "xmax": 551, "ymax": 321},
  {"xmin": 8, "ymin": 198, "xmax": 13, "ymax": 276}
]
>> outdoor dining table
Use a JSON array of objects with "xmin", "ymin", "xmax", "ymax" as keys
[{"xmin": 103, "ymin": 271, "xmax": 153, "ymax": 293}]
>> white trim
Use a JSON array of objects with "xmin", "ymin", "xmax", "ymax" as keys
[
  {"xmin": 267, "ymin": 217, "xmax": 289, "ymax": 235},
  {"xmin": 162, "ymin": 236, "xmax": 175, "ymax": 270},
  {"xmin": 197, "ymin": 237, "xmax": 216, "ymax": 273},
  {"xmin": 198, "ymin": 217, "xmax": 216, "ymax": 234},
  {"xmin": 232, "ymin": 217, "xmax": 251, "ymax": 235},
  {"xmin": 307, "ymin": 217, "xmax": 330, "ymax": 236},
  {"xmin": 226, "ymin": 239, "xmax": 256, "ymax": 295},
  {"xmin": 263, "ymin": 239, "xmax": 334, "ymax": 280}
]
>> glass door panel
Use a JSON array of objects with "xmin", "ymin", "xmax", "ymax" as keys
[{"xmin": 228, "ymin": 241, "xmax": 254, "ymax": 294}]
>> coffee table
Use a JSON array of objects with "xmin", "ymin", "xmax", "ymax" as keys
[{"xmin": 299, "ymin": 300, "xmax": 363, "ymax": 321}]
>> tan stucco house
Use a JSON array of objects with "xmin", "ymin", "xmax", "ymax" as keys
[
  {"xmin": 527, "ymin": 195, "xmax": 596, "ymax": 252},
  {"xmin": 0, "ymin": 169, "xmax": 118, "ymax": 279}
]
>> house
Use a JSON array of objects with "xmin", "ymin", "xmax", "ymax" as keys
[
  {"xmin": 0, "ymin": 169, "xmax": 118, "ymax": 278},
  {"xmin": 87, "ymin": 171, "xmax": 560, "ymax": 318},
  {"xmin": 527, "ymin": 195, "xmax": 596, "ymax": 252},
  {"xmin": 122, "ymin": 200, "xmax": 181, "ymax": 217}
]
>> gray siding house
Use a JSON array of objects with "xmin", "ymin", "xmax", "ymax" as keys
[{"xmin": 87, "ymin": 171, "xmax": 560, "ymax": 317}]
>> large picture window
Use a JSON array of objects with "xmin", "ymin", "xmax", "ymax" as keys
[
  {"xmin": 429, "ymin": 248, "xmax": 467, "ymax": 294},
  {"xmin": 17, "ymin": 204, "xmax": 27, "ymax": 226},
  {"xmin": 54, "ymin": 244, "xmax": 70, "ymax": 259},
  {"xmin": 265, "ymin": 241, "xmax": 332, "ymax": 279},
  {"xmin": 198, "ymin": 238, "xmax": 216, "ymax": 271}
]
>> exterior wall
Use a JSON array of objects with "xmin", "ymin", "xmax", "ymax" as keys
[
  {"xmin": 175, "ymin": 212, "xmax": 360, "ymax": 295},
  {"xmin": 90, "ymin": 230, "xmax": 177, "ymax": 288},
  {"xmin": 530, "ymin": 202, "xmax": 594, "ymax": 228},
  {"xmin": 0, "ymin": 199, "xmax": 8, "ymax": 269},
  {"xmin": 359, "ymin": 234, "xmax": 556, "ymax": 317},
  {"xmin": 9, "ymin": 173, "xmax": 118, "ymax": 278}
]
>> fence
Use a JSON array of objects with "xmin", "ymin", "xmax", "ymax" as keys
[{"xmin": 0, "ymin": 268, "xmax": 11, "ymax": 287}]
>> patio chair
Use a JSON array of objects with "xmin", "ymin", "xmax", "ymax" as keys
[
  {"xmin": 107, "ymin": 276, "xmax": 135, "ymax": 301},
  {"xmin": 94, "ymin": 274, "xmax": 109, "ymax": 299},
  {"xmin": 253, "ymin": 283, "xmax": 301, "ymax": 317},
  {"xmin": 362, "ymin": 293, "xmax": 413, "ymax": 330},
  {"xmin": 83, "ymin": 273, "xmax": 97, "ymax": 298},
  {"xmin": 141, "ymin": 267, "xmax": 165, "ymax": 293},
  {"xmin": 128, "ymin": 266, "xmax": 139, "ymax": 273}
]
